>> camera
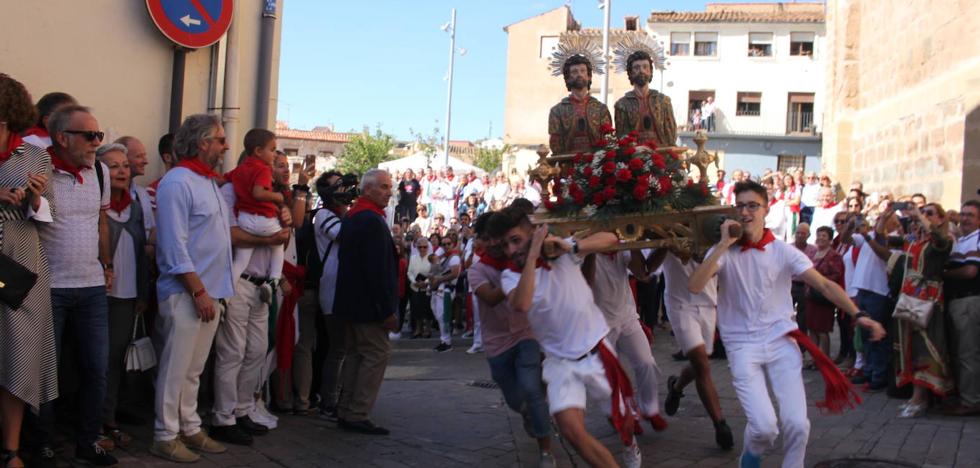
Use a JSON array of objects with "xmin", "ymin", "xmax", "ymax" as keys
[
  {"xmin": 317, "ymin": 173, "xmax": 359, "ymax": 206},
  {"xmin": 891, "ymin": 201, "xmax": 912, "ymax": 211}
]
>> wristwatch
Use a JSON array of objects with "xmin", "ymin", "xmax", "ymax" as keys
[
  {"xmin": 101, "ymin": 262, "xmax": 113, "ymax": 271},
  {"xmin": 571, "ymin": 239, "xmax": 580, "ymax": 255},
  {"xmin": 855, "ymin": 310, "xmax": 871, "ymax": 320}
]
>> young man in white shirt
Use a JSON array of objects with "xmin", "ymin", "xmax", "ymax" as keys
[
  {"xmin": 645, "ymin": 246, "xmax": 734, "ymax": 450},
  {"xmin": 489, "ymin": 207, "xmax": 641, "ymax": 468},
  {"xmin": 689, "ymin": 180, "xmax": 885, "ymax": 468}
]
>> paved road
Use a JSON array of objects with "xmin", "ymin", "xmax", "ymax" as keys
[{"xmin": 49, "ymin": 330, "xmax": 980, "ymax": 467}]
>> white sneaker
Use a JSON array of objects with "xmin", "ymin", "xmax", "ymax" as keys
[
  {"xmin": 388, "ymin": 332, "xmax": 401, "ymax": 340},
  {"xmin": 461, "ymin": 330, "xmax": 474, "ymax": 338},
  {"xmin": 466, "ymin": 345, "xmax": 484, "ymax": 354},
  {"xmin": 249, "ymin": 399, "xmax": 279, "ymax": 429},
  {"xmin": 623, "ymin": 441, "xmax": 642, "ymax": 468},
  {"xmin": 538, "ymin": 451, "xmax": 556, "ymax": 468}
]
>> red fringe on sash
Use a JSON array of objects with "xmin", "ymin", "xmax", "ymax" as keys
[
  {"xmin": 788, "ymin": 329, "xmax": 862, "ymax": 413},
  {"xmin": 597, "ymin": 342, "xmax": 638, "ymax": 445}
]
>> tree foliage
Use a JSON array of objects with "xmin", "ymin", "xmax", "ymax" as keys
[
  {"xmin": 337, "ymin": 127, "xmax": 395, "ymax": 175},
  {"xmin": 472, "ymin": 144, "xmax": 510, "ymax": 173}
]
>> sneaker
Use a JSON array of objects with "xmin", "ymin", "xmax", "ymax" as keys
[
  {"xmin": 318, "ymin": 406, "xmax": 339, "ymax": 423},
  {"xmin": 74, "ymin": 442, "xmax": 118, "ymax": 466},
  {"xmin": 259, "ymin": 283, "xmax": 273, "ymax": 304},
  {"xmin": 671, "ymin": 350, "xmax": 686, "ymax": 361},
  {"xmin": 149, "ymin": 439, "xmax": 200, "ymax": 463},
  {"xmin": 208, "ymin": 424, "xmax": 253, "ymax": 446},
  {"xmin": 622, "ymin": 441, "xmax": 642, "ymax": 468},
  {"xmin": 714, "ymin": 419, "xmax": 734, "ymax": 450},
  {"xmin": 740, "ymin": 451, "xmax": 761, "ymax": 468},
  {"xmin": 434, "ymin": 342, "xmax": 453, "ymax": 353},
  {"xmin": 236, "ymin": 415, "xmax": 269, "ymax": 435},
  {"xmin": 338, "ymin": 418, "xmax": 390, "ymax": 436},
  {"xmin": 31, "ymin": 445, "xmax": 56, "ymax": 468},
  {"xmin": 466, "ymin": 345, "xmax": 484, "ymax": 354},
  {"xmin": 538, "ymin": 451, "xmax": 556, "ymax": 468},
  {"xmin": 251, "ymin": 399, "xmax": 279, "ymax": 429},
  {"xmin": 647, "ymin": 414, "xmax": 668, "ymax": 432},
  {"xmin": 95, "ymin": 435, "xmax": 115, "ymax": 452},
  {"xmin": 664, "ymin": 375, "xmax": 683, "ymax": 416},
  {"xmin": 461, "ymin": 330, "xmax": 474, "ymax": 339},
  {"xmin": 180, "ymin": 430, "xmax": 227, "ymax": 454},
  {"xmin": 388, "ymin": 331, "xmax": 402, "ymax": 340}
]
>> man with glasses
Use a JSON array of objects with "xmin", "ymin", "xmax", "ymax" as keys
[
  {"xmin": 37, "ymin": 105, "xmax": 117, "ymax": 466},
  {"xmin": 689, "ymin": 181, "xmax": 885, "ymax": 468},
  {"xmin": 943, "ymin": 200, "xmax": 980, "ymax": 416}
]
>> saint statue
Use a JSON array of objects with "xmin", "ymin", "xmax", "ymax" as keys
[
  {"xmin": 612, "ymin": 34, "xmax": 677, "ymax": 147},
  {"xmin": 547, "ymin": 35, "xmax": 612, "ymax": 155}
]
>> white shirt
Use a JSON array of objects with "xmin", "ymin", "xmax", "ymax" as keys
[
  {"xmin": 662, "ymin": 253, "xmax": 716, "ymax": 311},
  {"xmin": 39, "ymin": 161, "xmax": 111, "ymax": 288},
  {"xmin": 434, "ymin": 254, "xmax": 461, "ymax": 294},
  {"xmin": 107, "ymin": 206, "xmax": 138, "ymax": 299},
  {"xmin": 592, "ymin": 251, "xmax": 637, "ymax": 330},
  {"xmin": 850, "ymin": 234, "xmax": 890, "ymax": 296},
  {"xmin": 501, "ymin": 251, "xmax": 609, "ymax": 360},
  {"xmin": 313, "ymin": 208, "xmax": 343, "ymax": 314},
  {"xmin": 523, "ymin": 185, "xmax": 542, "ymax": 207},
  {"xmin": 842, "ymin": 245, "xmax": 858, "ymax": 297},
  {"xmin": 711, "ymin": 239, "xmax": 813, "ymax": 346},
  {"xmin": 800, "ymin": 183, "xmax": 821, "ymax": 208},
  {"xmin": 809, "ymin": 203, "xmax": 842, "ymax": 244}
]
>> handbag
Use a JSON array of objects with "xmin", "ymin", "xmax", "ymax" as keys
[
  {"xmin": 124, "ymin": 311, "xmax": 157, "ymax": 372},
  {"xmin": 0, "ymin": 252, "xmax": 38, "ymax": 310},
  {"xmin": 892, "ymin": 247, "xmax": 936, "ymax": 330}
]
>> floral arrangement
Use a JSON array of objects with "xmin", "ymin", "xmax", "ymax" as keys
[{"xmin": 543, "ymin": 123, "xmax": 715, "ymax": 217}]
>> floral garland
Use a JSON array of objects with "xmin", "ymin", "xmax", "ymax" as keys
[{"xmin": 543, "ymin": 123, "xmax": 715, "ymax": 217}]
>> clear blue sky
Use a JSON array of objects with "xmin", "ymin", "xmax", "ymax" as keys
[{"xmin": 276, "ymin": 0, "xmax": 749, "ymax": 142}]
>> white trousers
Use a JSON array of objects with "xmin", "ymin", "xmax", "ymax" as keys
[
  {"xmin": 471, "ymin": 299, "xmax": 483, "ymax": 348},
  {"xmin": 213, "ymin": 278, "xmax": 270, "ymax": 426},
  {"xmin": 665, "ymin": 304, "xmax": 716, "ymax": 354},
  {"xmin": 232, "ymin": 212, "xmax": 284, "ymax": 281},
  {"xmin": 431, "ymin": 290, "xmax": 452, "ymax": 345},
  {"xmin": 728, "ymin": 336, "xmax": 810, "ymax": 467},
  {"xmin": 154, "ymin": 292, "xmax": 221, "ymax": 441},
  {"xmin": 607, "ymin": 320, "xmax": 661, "ymax": 417}
]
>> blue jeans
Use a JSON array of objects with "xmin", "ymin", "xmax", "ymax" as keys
[
  {"xmin": 487, "ymin": 339, "xmax": 552, "ymax": 439},
  {"xmin": 45, "ymin": 286, "xmax": 110, "ymax": 447},
  {"xmin": 857, "ymin": 289, "xmax": 893, "ymax": 387}
]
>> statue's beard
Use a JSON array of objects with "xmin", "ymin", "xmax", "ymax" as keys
[
  {"xmin": 566, "ymin": 77, "xmax": 590, "ymax": 91},
  {"xmin": 630, "ymin": 73, "xmax": 651, "ymax": 87}
]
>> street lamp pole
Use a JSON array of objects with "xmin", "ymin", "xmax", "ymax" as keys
[
  {"xmin": 599, "ymin": 0, "xmax": 611, "ymax": 104},
  {"xmin": 442, "ymin": 8, "xmax": 457, "ymax": 167}
]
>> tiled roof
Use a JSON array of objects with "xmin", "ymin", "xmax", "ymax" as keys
[
  {"xmin": 275, "ymin": 121, "xmax": 355, "ymax": 143},
  {"xmin": 648, "ymin": 9, "xmax": 823, "ymax": 24}
]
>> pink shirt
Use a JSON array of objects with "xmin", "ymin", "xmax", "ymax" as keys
[{"xmin": 468, "ymin": 261, "xmax": 535, "ymax": 358}]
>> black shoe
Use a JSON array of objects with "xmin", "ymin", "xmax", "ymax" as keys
[
  {"xmin": 671, "ymin": 350, "xmax": 686, "ymax": 361},
  {"xmin": 714, "ymin": 420, "xmax": 734, "ymax": 450},
  {"xmin": 209, "ymin": 424, "xmax": 254, "ymax": 446},
  {"xmin": 709, "ymin": 346, "xmax": 727, "ymax": 360},
  {"xmin": 74, "ymin": 442, "xmax": 118, "ymax": 466},
  {"xmin": 339, "ymin": 419, "xmax": 390, "ymax": 435},
  {"xmin": 664, "ymin": 375, "xmax": 683, "ymax": 416},
  {"xmin": 318, "ymin": 406, "xmax": 339, "ymax": 423},
  {"xmin": 434, "ymin": 342, "xmax": 453, "ymax": 353},
  {"xmin": 28, "ymin": 444, "xmax": 56, "ymax": 468},
  {"xmin": 236, "ymin": 415, "xmax": 269, "ymax": 435}
]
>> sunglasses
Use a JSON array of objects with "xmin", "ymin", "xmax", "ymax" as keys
[
  {"xmin": 735, "ymin": 202, "xmax": 762, "ymax": 212},
  {"xmin": 921, "ymin": 209, "xmax": 936, "ymax": 217},
  {"xmin": 834, "ymin": 219, "xmax": 847, "ymax": 224},
  {"xmin": 63, "ymin": 130, "xmax": 105, "ymax": 142}
]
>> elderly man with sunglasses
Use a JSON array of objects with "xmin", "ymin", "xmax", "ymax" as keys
[{"xmin": 36, "ymin": 105, "xmax": 118, "ymax": 466}]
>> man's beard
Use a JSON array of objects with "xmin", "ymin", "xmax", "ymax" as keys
[
  {"xmin": 629, "ymin": 73, "xmax": 651, "ymax": 87},
  {"xmin": 565, "ymin": 77, "xmax": 589, "ymax": 91}
]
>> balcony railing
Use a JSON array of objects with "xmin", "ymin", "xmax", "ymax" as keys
[{"xmin": 787, "ymin": 110, "xmax": 814, "ymax": 134}]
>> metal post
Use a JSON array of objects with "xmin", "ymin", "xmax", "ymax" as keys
[
  {"xmin": 600, "ymin": 0, "xmax": 611, "ymax": 103},
  {"xmin": 442, "ymin": 8, "xmax": 456, "ymax": 168},
  {"xmin": 255, "ymin": 0, "xmax": 278, "ymax": 129},
  {"xmin": 168, "ymin": 47, "xmax": 186, "ymax": 133}
]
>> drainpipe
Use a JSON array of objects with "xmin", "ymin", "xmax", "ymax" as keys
[
  {"xmin": 221, "ymin": 5, "xmax": 241, "ymax": 172},
  {"xmin": 255, "ymin": 0, "xmax": 279, "ymax": 129},
  {"xmin": 168, "ymin": 47, "xmax": 187, "ymax": 133}
]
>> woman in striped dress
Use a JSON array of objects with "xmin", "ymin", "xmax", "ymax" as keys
[{"xmin": 0, "ymin": 74, "xmax": 58, "ymax": 468}]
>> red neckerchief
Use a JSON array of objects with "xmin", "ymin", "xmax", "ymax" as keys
[
  {"xmin": 478, "ymin": 253, "xmax": 509, "ymax": 271},
  {"xmin": 48, "ymin": 147, "xmax": 90, "ymax": 183},
  {"xmin": 506, "ymin": 257, "xmax": 551, "ymax": 272},
  {"xmin": 109, "ymin": 189, "xmax": 133, "ymax": 214},
  {"xmin": 22, "ymin": 126, "xmax": 48, "ymax": 139},
  {"xmin": 821, "ymin": 202, "xmax": 837, "ymax": 209},
  {"xmin": 0, "ymin": 133, "xmax": 24, "ymax": 165},
  {"xmin": 346, "ymin": 196, "xmax": 385, "ymax": 218},
  {"xmin": 787, "ymin": 329, "xmax": 861, "ymax": 413},
  {"xmin": 739, "ymin": 229, "xmax": 776, "ymax": 252},
  {"xmin": 176, "ymin": 158, "xmax": 219, "ymax": 179},
  {"xmin": 851, "ymin": 245, "xmax": 861, "ymax": 264}
]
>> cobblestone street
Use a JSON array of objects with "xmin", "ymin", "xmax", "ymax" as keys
[{"xmin": 49, "ymin": 329, "xmax": 975, "ymax": 468}]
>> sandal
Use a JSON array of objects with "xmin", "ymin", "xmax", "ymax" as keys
[
  {"xmin": 0, "ymin": 449, "xmax": 25, "ymax": 468},
  {"xmin": 105, "ymin": 426, "xmax": 133, "ymax": 448}
]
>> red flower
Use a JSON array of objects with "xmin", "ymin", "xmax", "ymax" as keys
[
  {"xmin": 628, "ymin": 157, "xmax": 644, "ymax": 170},
  {"xmin": 700, "ymin": 182, "xmax": 710, "ymax": 197},
  {"xmin": 594, "ymin": 138, "xmax": 609, "ymax": 147},
  {"xmin": 644, "ymin": 140, "xmax": 658, "ymax": 150},
  {"xmin": 603, "ymin": 186, "xmax": 616, "ymax": 200},
  {"xmin": 593, "ymin": 192, "xmax": 605, "ymax": 205},
  {"xmin": 599, "ymin": 122, "xmax": 615, "ymax": 134},
  {"xmin": 628, "ymin": 130, "xmax": 639, "ymax": 138},
  {"xmin": 652, "ymin": 154, "xmax": 666, "ymax": 169},
  {"xmin": 605, "ymin": 176, "xmax": 617, "ymax": 186},
  {"xmin": 687, "ymin": 179, "xmax": 694, "ymax": 187},
  {"xmin": 632, "ymin": 184, "xmax": 649, "ymax": 200},
  {"xmin": 568, "ymin": 182, "xmax": 582, "ymax": 196},
  {"xmin": 563, "ymin": 165, "xmax": 574, "ymax": 177},
  {"xmin": 573, "ymin": 152, "xmax": 583, "ymax": 164},
  {"xmin": 622, "ymin": 146, "xmax": 637, "ymax": 156},
  {"xmin": 602, "ymin": 161, "xmax": 616, "ymax": 174},
  {"xmin": 543, "ymin": 199, "xmax": 556, "ymax": 210},
  {"xmin": 616, "ymin": 168, "xmax": 633, "ymax": 182},
  {"xmin": 573, "ymin": 192, "xmax": 585, "ymax": 205},
  {"xmin": 637, "ymin": 173, "xmax": 651, "ymax": 186},
  {"xmin": 604, "ymin": 149, "xmax": 617, "ymax": 160},
  {"xmin": 657, "ymin": 175, "xmax": 672, "ymax": 195},
  {"xmin": 588, "ymin": 175, "xmax": 600, "ymax": 188},
  {"xmin": 582, "ymin": 166, "xmax": 593, "ymax": 178},
  {"xmin": 581, "ymin": 153, "xmax": 593, "ymax": 165}
]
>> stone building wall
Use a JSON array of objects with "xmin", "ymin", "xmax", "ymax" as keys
[{"xmin": 823, "ymin": 0, "xmax": 980, "ymax": 207}]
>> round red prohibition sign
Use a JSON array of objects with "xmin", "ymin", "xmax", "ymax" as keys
[{"xmin": 146, "ymin": 0, "xmax": 234, "ymax": 49}]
